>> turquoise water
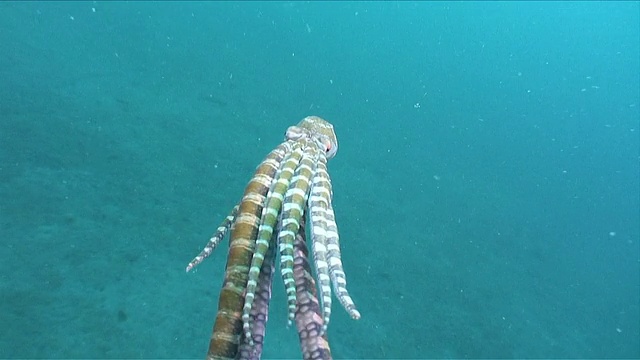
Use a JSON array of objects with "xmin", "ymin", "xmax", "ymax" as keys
[{"xmin": 1, "ymin": 1, "xmax": 638, "ymax": 358}]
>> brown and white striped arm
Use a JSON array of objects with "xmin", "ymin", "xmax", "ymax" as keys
[
  {"xmin": 237, "ymin": 239, "xmax": 276, "ymax": 360},
  {"xmin": 205, "ymin": 141, "xmax": 292, "ymax": 360},
  {"xmin": 278, "ymin": 140, "xmax": 317, "ymax": 324},
  {"xmin": 242, "ymin": 141, "xmax": 305, "ymax": 344}
]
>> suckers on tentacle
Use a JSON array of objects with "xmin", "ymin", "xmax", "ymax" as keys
[
  {"xmin": 294, "ymin": 214, "xmax": 333, "ymax": 360},
  {"xmin": 187, "ymin": 116, "xmax": 359, "ymax": 360}
]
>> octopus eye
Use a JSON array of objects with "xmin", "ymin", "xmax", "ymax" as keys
[{"xmin": 324, "ymin": 141, "xmax": 332, "ymax": 152}]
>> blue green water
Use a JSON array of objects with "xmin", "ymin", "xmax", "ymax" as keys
[{"xmin": 1, "ymin": 1, "xmax": 638, "ymax": 358}]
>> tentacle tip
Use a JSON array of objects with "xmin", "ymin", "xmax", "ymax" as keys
[{"xmin": 351, "ymin": 310, "xmax": 361, "ymax": 320}]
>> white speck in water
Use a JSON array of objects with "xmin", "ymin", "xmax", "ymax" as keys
[{"xmin": 609, "ymin": 231, "xmax": 616, "ymax": 237}]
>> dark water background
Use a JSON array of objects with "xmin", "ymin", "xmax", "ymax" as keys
[{"xmin": 1, "ymin": 1, "xmax": 638, "ymax": 358}]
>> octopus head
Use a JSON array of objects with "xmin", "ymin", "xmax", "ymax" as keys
[{"xmin": 289, "ymin": 116, "xmax": 339, "ymax": 159}]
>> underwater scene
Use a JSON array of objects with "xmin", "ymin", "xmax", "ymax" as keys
[{"xmin": 0, "ymin": 1, "xmax": 638, "ymax": 359}]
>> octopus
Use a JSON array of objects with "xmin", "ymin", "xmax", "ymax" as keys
[{"xmin": 186, "ymin": 116, "xmax": 360, "ymax": 360}]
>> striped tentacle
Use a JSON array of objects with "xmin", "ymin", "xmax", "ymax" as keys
[
  {"xmin": 323, "ymin": 185, "xmax": 360, "ymax": 320},
  {"xmin": 243, "ymin": 141, "xmax": 305, "ymax": 344},
  {"xmin": 301, "ymin": 115, "xmax": 360, "ymax": 322},
  {"xmin": 293, "ymin": 214, "xmax": 333, "ymax": 360},
  {"xmin": 307, "ymin": 153, "xmax": 334, "ymax": 334},
  {"xmin": 278, "ymin": 140, "xmax": 317, "ymax": 324},
  {"xmin": 186, "ymin": 205, "xmax": 239, "ymax": 272},
  {"xmin": 237, "ymin": 239, "xmax": 277, "ymax": 360},
  {"xmin": 206, "ymin": 141, "xmax": 293, "ymax": 360}
]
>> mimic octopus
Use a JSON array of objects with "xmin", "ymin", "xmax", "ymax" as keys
[{"xmin": 186, "ymin": 116, "xmax": 360, "ymax": 360}]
